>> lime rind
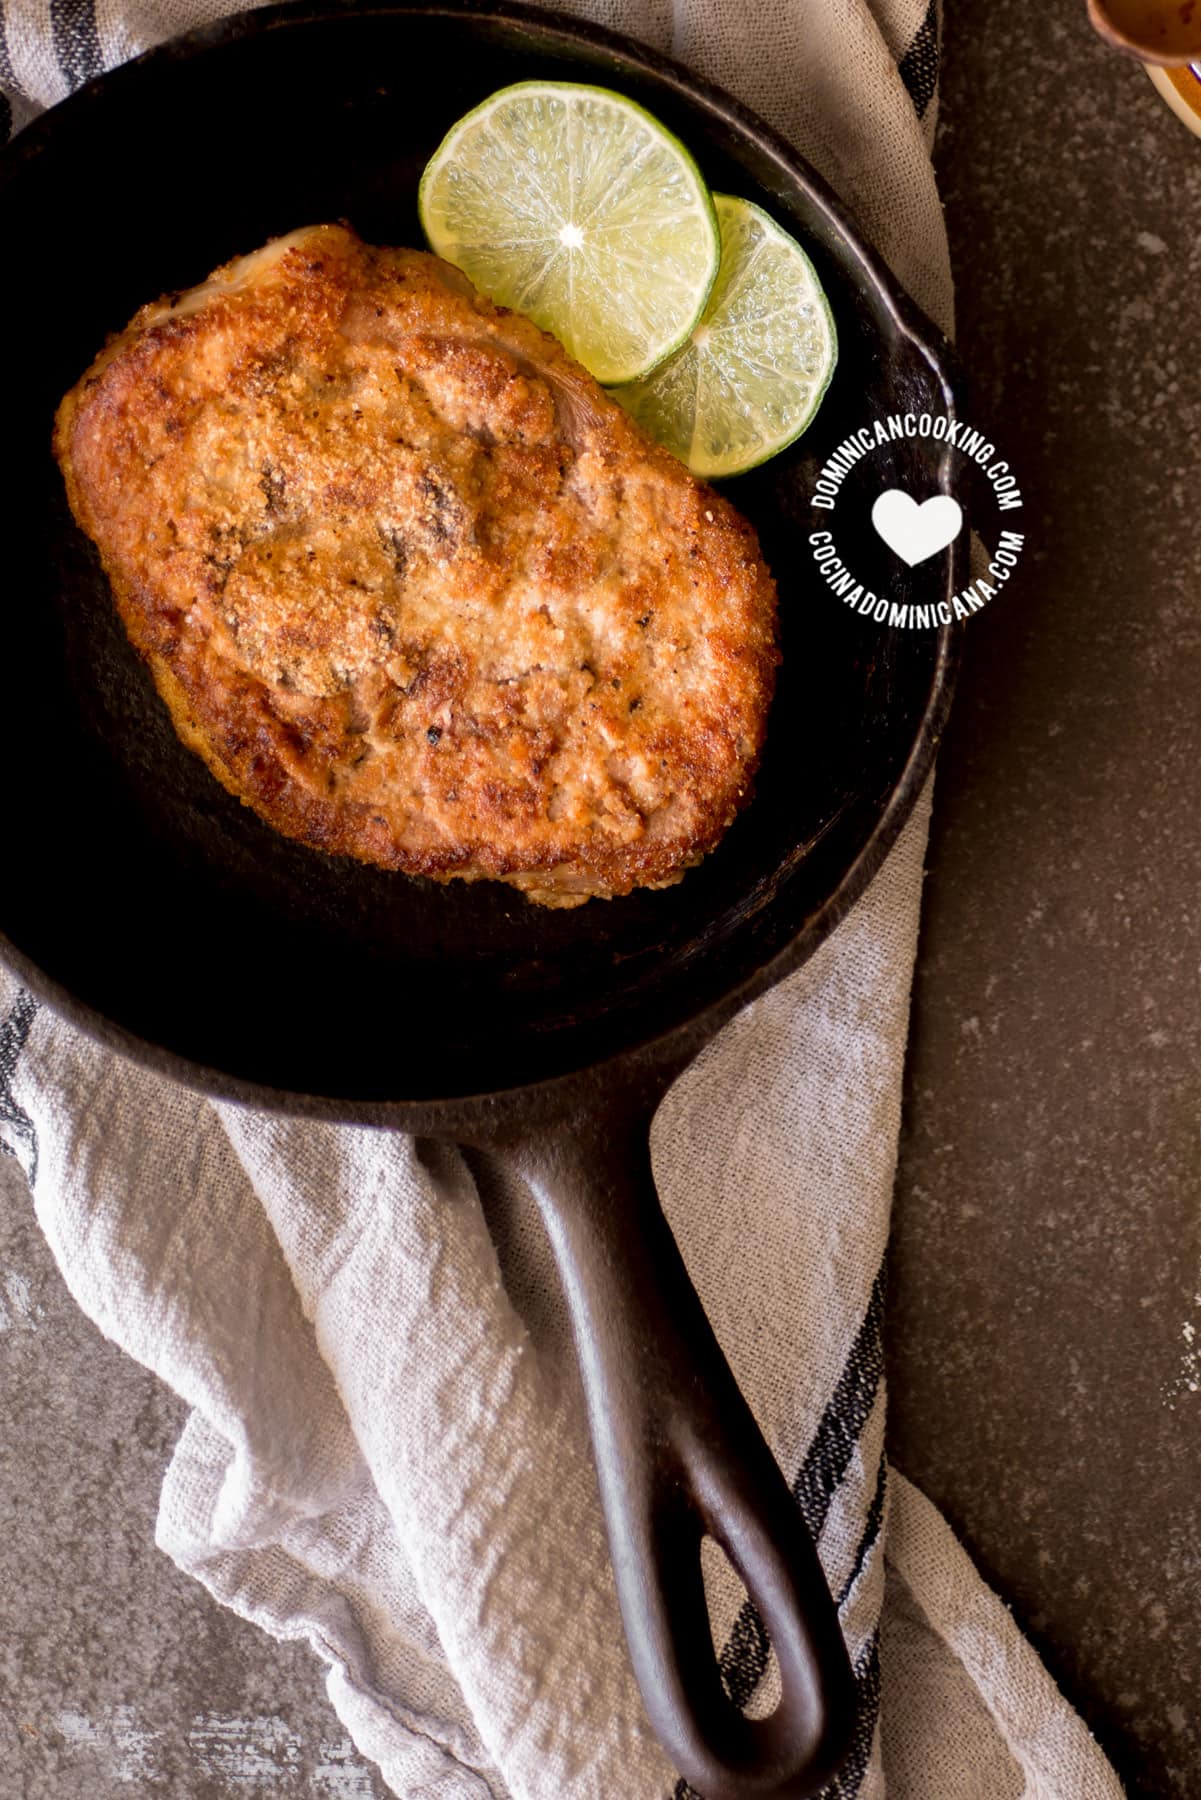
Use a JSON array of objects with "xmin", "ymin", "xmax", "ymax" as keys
[
  {"xmin": 617, "ymin": 193, "xmax": 838, "ymax": 478},
  {"xmin": 418, "ymin": 81, "xmax": 720, "ymax": 386}
]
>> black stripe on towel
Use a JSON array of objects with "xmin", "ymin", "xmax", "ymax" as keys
[
  {"xmin": 792, "ymin": 1269, "xmax": 885, "ymax": 1541},
  {"xmin": 898, "ymin": 0, "xmax": 940, "ymax": 120},
  {"xmin": 724, "ymin": 1271, "xmax": 885, "ymax": 1704},
  {"xmin": 0, "ymin": 90, "xmax": 10, "ymax": 144},
  {"xmin": 50, "ymin": 0, "xmax": 103, "ymax": 91},
  {"xmin": 821, "ymin": 1632, "xmax": 883, "ymax": 1799},
  {"xmin": 670, "ymin": 1273, "xmax": 887, "ymax": 1798},
  {"xmin": 708, "ymin": 1271, "xmax": 885, "ymax": 1716},
  {"xmin": 0, "ymin": 990, "xmax": 40, "ymax": 1185},
  {"xmin": 836, "ymin": 1455, "xmax": 887, "ymax": 1610}
]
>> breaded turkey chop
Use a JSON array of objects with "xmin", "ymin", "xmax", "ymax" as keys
[{"xmin": 55, "ymin": 224, "xmax": 778, "ymax": 906}]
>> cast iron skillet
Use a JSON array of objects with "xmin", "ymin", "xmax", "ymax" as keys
[{"xmin": 0, "ymin": 3, "xmax": 966, "ymax": 1792}]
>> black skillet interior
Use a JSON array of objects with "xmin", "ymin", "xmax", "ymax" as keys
[{"xmin": 0, "ymin": 0, "xmax": 960, "ymax": 1109}]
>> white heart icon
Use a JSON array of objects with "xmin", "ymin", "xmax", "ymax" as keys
[{"xmin": 871, "ymin": 490, "xmax": 963, "ymax": 567}]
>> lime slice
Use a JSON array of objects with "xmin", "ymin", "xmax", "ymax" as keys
[
  {"xmin": 418, "ymin": 81, "xmax": 720, "ymax": 386},
  {"xmin": 617, "ymin": 194, "xmax": 838, "ymax": 478}
]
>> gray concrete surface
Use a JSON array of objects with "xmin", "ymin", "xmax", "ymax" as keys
[
  {"xmin": 0, "ymin": 1151, "xmax": 391, "ymax": 1798},
  {"xmin": 888, "ymin": 4, "xmax": 1201, "ymax": 1797},
  {"xmin": 5, "ymin": 4, "xmax": 1200, "ymax": 1796}
]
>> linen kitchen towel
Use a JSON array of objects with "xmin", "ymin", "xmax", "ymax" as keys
[{"xmin": 0, "ymin": 1, "xmax": 1123, "ymax": 1795}]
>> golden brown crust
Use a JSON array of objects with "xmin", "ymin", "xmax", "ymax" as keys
[{"xmin": 54, "ymin": 224, "xmax": 779, "ymax": 905}]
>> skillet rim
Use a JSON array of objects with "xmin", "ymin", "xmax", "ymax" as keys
[{"xmin": 0, "ymin": 0, "xmax": 966, "ymax": 1131}]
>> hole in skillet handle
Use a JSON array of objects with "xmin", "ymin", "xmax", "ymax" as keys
[{"xmin": 700, "ymin": 1534, "xmax": 782, "ymax": 1721}]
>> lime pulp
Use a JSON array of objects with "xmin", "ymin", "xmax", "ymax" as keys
[
  {"xmin": 616, "ymin": 193, "xmax": 838, "ymax": 477},
  {"xmin": 418, "ymin": 81, "xmax": 720, "ymax": 386}
]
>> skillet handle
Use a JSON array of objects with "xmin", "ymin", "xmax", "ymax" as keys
[{"xmin": 498, "ymin": 1088, "xmax": 857, "ymax": 1799}]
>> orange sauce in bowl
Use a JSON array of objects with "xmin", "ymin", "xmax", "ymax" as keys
[{"xmin": 1092, "ymin": 0, "xmax": 1201, "ymax": 60}]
